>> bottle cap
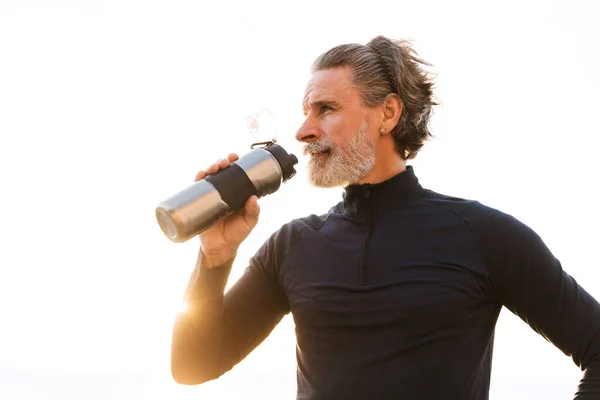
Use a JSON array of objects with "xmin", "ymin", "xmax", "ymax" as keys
[{"xmin": 264, "ymin": 143, "xmax": 298, "ymax": 182}]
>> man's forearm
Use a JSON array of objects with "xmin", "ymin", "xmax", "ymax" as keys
[
  {"xmin": 171, "ymin": 253, "xmax": 236, "ymax": 385},
  {"xmin": 170, "ymin": 248, "xmax": 290, "ymax": 386}
]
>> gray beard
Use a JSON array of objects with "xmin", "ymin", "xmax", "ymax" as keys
[{"xmin": 305, "ymin": 121, "xmax": 376, "ymax": 188}]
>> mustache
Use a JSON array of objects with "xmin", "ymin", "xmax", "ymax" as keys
[{"xmin": 303, "ymin": 140, "xmax": 333, "ymax": 156}]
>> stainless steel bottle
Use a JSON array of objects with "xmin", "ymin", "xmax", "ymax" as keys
[{"xmin": 155, "ymin": 141, "xmax": 298, "ymax": 243}]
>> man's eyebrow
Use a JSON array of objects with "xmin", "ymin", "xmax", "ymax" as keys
[{"xmin": 303, "ymin": 99, "xmax": 340, "ymax": 111}]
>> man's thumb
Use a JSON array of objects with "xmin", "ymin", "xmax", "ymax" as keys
[{"xmin": 242, "ymin": 195, "xmax": 260, "ymax": 226}]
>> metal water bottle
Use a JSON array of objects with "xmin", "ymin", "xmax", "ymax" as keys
[{"xmin": 155, "ymin": 141, "xmax": 298, "ymax": 243}]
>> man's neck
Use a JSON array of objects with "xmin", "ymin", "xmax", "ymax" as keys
[{"xmin": 356, "ymin": 155, "xmax": 406, "ymax": 185}]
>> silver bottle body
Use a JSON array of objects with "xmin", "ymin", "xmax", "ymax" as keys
[{"xmin": 156, "ymin": 148, "xmax": 283, "ymax": 243}]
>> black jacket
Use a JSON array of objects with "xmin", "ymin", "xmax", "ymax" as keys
[{"xmin": 172, "ymin": 166, "xmax": 600, "ymax": 399}]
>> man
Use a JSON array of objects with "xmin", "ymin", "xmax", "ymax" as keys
[{"xmin": 170, "ymin": 36, "xmax": 600, "ymax": 399}]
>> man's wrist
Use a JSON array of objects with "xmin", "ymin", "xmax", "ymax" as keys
[
  {"xmin": 186, "ymin": 250, "xmax": 235, "ymax": 306},
  {"xmin": 199, "ymin": 248, "xmax": 237, "ymax": 269}
]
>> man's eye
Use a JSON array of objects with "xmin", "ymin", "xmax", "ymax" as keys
[{"xmin": 321, "ymin": 105, "xmax": 333, "ymax": 113}]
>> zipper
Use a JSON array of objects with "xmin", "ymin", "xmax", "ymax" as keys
[{"xmin": 360, "ymin": 187, "xmax": 375, "ymax": 284}]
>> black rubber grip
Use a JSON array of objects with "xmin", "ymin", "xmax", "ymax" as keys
[{"xmin": 205, "ymin": 163, "xmax": 258, "ymax": 211}]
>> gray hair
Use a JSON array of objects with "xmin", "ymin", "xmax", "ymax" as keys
[{"xmin": 311, "ymin": 35, "xmax": 438, "ymax": 159}]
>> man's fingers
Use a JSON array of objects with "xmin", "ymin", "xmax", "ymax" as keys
[
  {"xmin": 195, "ymin": 171, "xmax": 206, "ymax": 181},
  {"xmin": 206, "ymin": 162, "xmax": 220, "ymax": 174},
  {"xmin": 218, "ymin": 158, "xmax": 231, "ymax": 169},
  {"xmin": 195, "ymin": 154, "xmax": 239, "ymax": 182},
  {"xmin": 242, "ymin": 196, "xmax": 260, "ymax": 228}
]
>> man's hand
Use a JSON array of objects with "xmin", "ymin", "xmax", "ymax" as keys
[{"xmin": 194, "ymin": 153, "xmax": 260, "ymax": 268}]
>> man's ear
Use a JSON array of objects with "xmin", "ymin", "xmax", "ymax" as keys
[{"xmin": 380, "ymin": 94, "xmax": 403, "ymax": 134}]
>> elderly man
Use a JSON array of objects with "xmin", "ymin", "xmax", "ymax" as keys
[{"xmin": 170, "ymin": 35, "xmax": 600, "ymax": 399}]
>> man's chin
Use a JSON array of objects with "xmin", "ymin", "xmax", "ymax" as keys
[
  {"xmin": 308, "ymin": 179, "xmax": 345, "ymax": 189},
  {"xmin": 307, "ymin": 169, "xmax": 349, "ymax": 188}
]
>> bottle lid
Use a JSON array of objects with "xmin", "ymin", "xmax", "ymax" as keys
[{"xmin": 263, "ymin": 143, "xmax": 298, "ymax": 182}]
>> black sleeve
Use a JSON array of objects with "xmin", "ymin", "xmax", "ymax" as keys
[
  {"xmin": 170, "ymin": 229, "xmax": 291, "ymax": 385},
  {"xmin": 470, "ymin": 203, "xmax": 600, "ymax": 398}
]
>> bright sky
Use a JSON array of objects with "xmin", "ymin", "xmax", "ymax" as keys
[{"xmin": 0, "ymin": 0, "xmax": 599, "ymax": 399}]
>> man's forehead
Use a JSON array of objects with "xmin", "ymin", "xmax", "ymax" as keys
[{"xmin": 303, "ymin": 67, "xmax": 355, "ymax": 103}]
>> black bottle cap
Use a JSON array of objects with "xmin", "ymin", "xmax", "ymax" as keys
[{"xmin": 264, "ymin": 144, "xmax": 298, "ymax": 182}]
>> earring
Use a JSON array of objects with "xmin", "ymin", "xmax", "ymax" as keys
[{"xmin": 379, "ymin": 126, "xmax": 386, "ymax": 134}]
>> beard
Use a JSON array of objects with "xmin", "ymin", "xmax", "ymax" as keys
[{"xmin": 304, "ymin": 120, "xmax": 376, "ymax": 188}]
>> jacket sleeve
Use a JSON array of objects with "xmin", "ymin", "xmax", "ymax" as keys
[
  {"xmin": 170, "ymin": 230, "xmax": 291, "ymax": 385},
  {"xmin": 470, "ymin": 203, "xmax": 600, "ymax": 398}
]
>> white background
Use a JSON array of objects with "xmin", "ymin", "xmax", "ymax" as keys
[{"xmin": 0, "ymin": 0, "xmax": 599, "ymax": 399}]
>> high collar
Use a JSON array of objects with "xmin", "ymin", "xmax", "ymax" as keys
[{"xmin": 341, "ymin": 166, "xmax": 424, "ymax": 216}]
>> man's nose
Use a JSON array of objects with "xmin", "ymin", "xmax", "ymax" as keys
[{"xmin": 295, "ymin": 117, "xmax": 321, "ymax": 143}]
